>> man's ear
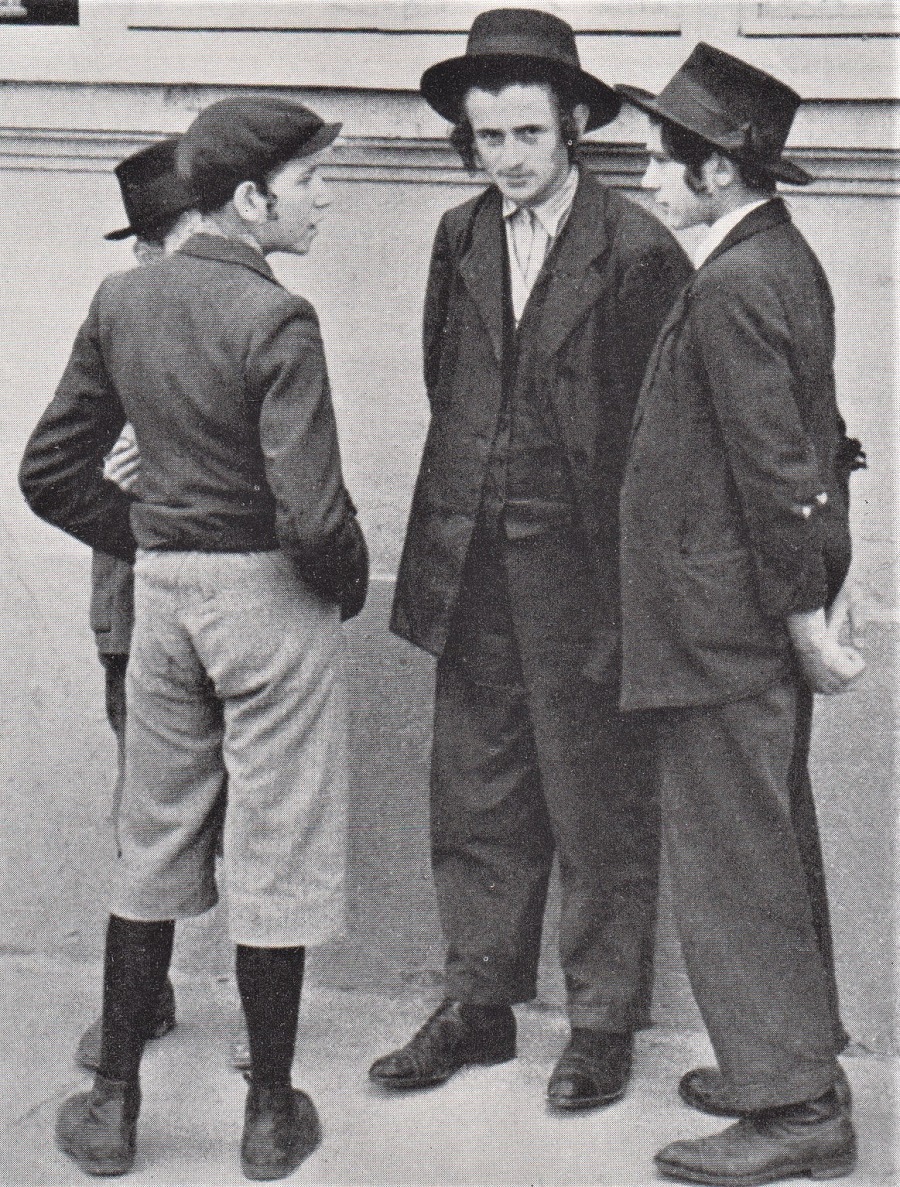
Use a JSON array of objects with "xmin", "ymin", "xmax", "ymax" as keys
[
  {"xmin": 707, "ymin": 151, "xmax": 739, "ymax": 191},
  {"xmin": 572, "ymin": 103, "xmax": 590, "ymax": 137},
  {"xmin": 232, "ymin": 179, "xmax": 268, "ymax": 224}
]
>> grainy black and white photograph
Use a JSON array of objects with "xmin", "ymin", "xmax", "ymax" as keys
[{"xmin": 0, "ymin": 2, "xmax": 896, "ymax": 1184}]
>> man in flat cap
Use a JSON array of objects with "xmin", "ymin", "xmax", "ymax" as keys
[
  {"xmin": 21, "ymin": 95, "xmax": 367, "ymax": 1180},
  {"xmin": 616, "ymin": 45, "xmax": 865, "ymax": 1184},
  {"xmin": 371, "ymin": 8, "xmax": 690, "ymax": 1110}
]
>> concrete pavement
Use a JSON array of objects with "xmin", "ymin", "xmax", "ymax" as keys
[{"xmin": 1, "ymin": 953, "xmax": 896, "ymax": 1187}]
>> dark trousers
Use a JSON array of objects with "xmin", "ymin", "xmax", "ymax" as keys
[
  {"xmin": 431, "ymin": 519, "xmax": 659, "ymax": 1031},
  {"xmin": 789, "ymin": 684, "xmax": 848, "ymax": 1053},
  {"xmin": 657, "ymin": 681, "xmax": 842, "ymax": 1110}
]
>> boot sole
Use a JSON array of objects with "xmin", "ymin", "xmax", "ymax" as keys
[
  {"xmin": 655, "ymin": 1150, "xmax": 858, "ymax": 1186},
  {"xmin": 546, "ymin": 1085, "xmax": 626, "ymax": 1113},
  {"xmin": 369, "ymin": 1049, "xmax": 516, "ymax": 1091}
]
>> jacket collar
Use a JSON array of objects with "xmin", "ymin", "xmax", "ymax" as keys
[
  {"xmin": 459, "ymin": 168, "xmax": 611, "ymax": 363},
  {"xmin": 700, "ymin": 197, "xmax": 790, "ymax": 271},
  {"xmin": 178, "ymin": 232, "xmax": 280, "ymax": 285}
]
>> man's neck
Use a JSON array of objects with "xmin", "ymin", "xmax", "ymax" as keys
[{"xmin": 198, "ymin": 213, "xmax": 265, "ymax": 256}]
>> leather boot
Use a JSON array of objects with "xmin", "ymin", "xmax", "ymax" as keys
[
  {"xmin": 547, "ymin": 1029, "xmax": 633, "ymax": 1111},
  {"xmin": 655, "ymin": 1088, "xmax": 857, "ymax": 1186},
  {"xmin": 679, "ymin": 1062, "xmax": 852, "ymax": 1119},
  {"xmin": 240, "ymin": 1079, "xmax": 321, "ymax": 1181},
  {"xmin": 55, "ymin": 1073, "xmax": 141, "ymax": 1177},
  {"xmin": 368, "ymin": 1000, "xmax": 516, "ymax": 1089}
]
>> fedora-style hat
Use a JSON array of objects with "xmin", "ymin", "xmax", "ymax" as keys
[
  {"xmin": 420, "ymin": 7, "xmax": 620, "ymax": 131},
  {"xmin": 616, "ymin": 43, "xmax": 811, "ymax": 185},
  {"xmin": 177, "ymin": 96, "xmax": 341, "ymax": 213},
  {"xmin": 105, "ymin": 137, "xmax": 196, "ymax": 241}
]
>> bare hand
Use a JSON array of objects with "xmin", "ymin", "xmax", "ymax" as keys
[
  {"xmin": 103, "ymin": 423, "xmax": 141, "ymax": 493},
  {"xmin": 787, "ymin": 605, "xmax": 865, "ymax": 696}
]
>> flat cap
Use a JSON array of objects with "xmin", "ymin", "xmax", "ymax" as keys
[{"xmin": 177, "ymin": 95, "xmax": 341, "ymax": 212}]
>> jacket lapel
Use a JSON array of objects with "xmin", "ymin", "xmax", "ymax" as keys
[
  {"xmin": 458, "ymin": 190, "xmax": 507, "ymax": 365},
  {"xmin": 533, "ymin": 170, "xmax": 610, "ymax": 359}
]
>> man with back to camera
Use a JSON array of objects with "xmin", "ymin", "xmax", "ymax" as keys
[
  {"xmin": 370, "ymin": 8, "xmax": 691, "ymax": 1110},
  {"xmin": 75, "ymin": 136, "xmax": 197, "ymax": 1073},
  {"xmin": 20, "ymin": 95, "xmax": 367, "ymax": 1180},
  {"xmin": 616, "ymin": 45, "xmax": 865, "ymax": 1184}
]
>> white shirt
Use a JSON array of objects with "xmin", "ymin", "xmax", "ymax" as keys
[
  {"xmin": 693, "ymin": 198, "xmax": 771, "ymax": 269},
  {"xmin": 503, "ymin": 166, "xmax": 580, "ymax": 322}
]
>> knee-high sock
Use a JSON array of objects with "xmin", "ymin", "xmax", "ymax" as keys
[
  {"xmin": 236, "ymin": 945, "xmax": 305, "ymax": 1088},
  {"xmin": 98, "ymin": 914, "xmax": 175, "ymax": 1084}
]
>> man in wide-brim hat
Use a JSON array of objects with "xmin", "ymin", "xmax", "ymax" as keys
[
  {"xmin": 616, "ymin": 43, "xmax": 866, "ymax": 1186},
  {"xmin": 373, "ymin": 7, "xmax": 690, "ymax": 1111}
]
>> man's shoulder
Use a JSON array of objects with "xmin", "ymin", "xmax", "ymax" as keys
[
  {"xmin": 435, "ymin": 187, "xmax": 497, "ymax": 243},
  {"xmin": 597, "ymin": 182, "xmax": 688, "ymax": 260}
]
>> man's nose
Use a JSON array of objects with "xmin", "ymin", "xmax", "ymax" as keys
[
  {"xmin": 498, "ymin": 135, "xmax": 526, "ymax": 170},
  {"xmin": 641, "ymin": 158, "xmax": 660, "ymax": 191},
  {"xmin": 311, "ymin": 173, "xmax": 331, "ymax": 207}
]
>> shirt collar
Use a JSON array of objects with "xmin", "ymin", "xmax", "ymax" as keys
[
  {"xmin": 693, "ymin": 198, "xmax": 771, "ymax": 268},
  {"xmin": 502, "ymin": 166, "xmax": 580, "ymax": 239}
]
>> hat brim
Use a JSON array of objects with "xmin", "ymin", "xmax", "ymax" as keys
[
  {"xmin": 422, "ymin": 54, "xmax": 621, "ymax": 131},
  {"xmin": 616, "ymin": 83, "xmax": 813, "ymax": 186},
  {"xmin": 298, "ymin": 120, "xmax": 342, "ymax": 158}
]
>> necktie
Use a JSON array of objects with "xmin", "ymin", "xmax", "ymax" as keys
[{"xmin": 511, "ymin": 205, "xmax": 536, "ymax": 282}]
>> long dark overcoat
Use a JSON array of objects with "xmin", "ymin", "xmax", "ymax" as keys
[
  {"xmin": 619, "ymin": 199, "xmax": 854, "ymax": 711},
  {"xmin": 391, "ymin": 169, "xmax": 691, "ymax": 688}
]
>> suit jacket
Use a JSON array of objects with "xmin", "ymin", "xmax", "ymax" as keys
[
  {"xmin": 391, "ymin": 169, "xmax": 691, "ymax": 688},
  {"xmin": 619, "ymin": 199, "xmax": 855, "ymax": 711},
  {"xmin": 20, "ymin": 234, "xmax": 367, "ymax": 619},
  {"xmin": 90, "ymin": 550, "xmax": 134, "ymax": 656}
]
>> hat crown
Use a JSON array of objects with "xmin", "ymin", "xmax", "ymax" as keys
[
  {"xmin": 107, "ymin": 136, "xmax": 195, "ymax": 239},
  {"xmin": 466, "ymin": 7, "xmax": 581, "ymax": 69},
  {"xmin": 177, "ymin": 95, "xmax": 340, "ymax": 212},
  {"xmin": 663, "ymin": 43, "xmax": 801, "ymax": 165}
]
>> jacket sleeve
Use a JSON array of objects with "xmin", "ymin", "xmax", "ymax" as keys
[
  {"xmin": 615, "ymin": 239, "xmax": 692, "ymax": 424},
  {"xmin": 248, "ymin": 299, "xmax": 368, "ymax": 620},
  {"xmin": 422, "ymin": 214, "xmax": 455, "ymax": 403},
  {"xmin": 18, "ymin": 292, "xmax": 136, "ymax": 562},
  {"xmin": 692, "ymin": 267, "xmax": 830, "ymax": 618}
]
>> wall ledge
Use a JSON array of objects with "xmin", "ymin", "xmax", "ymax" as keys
[{"xmin": 2, "ymin": 127, "xmax": 898, "ymax": 196}]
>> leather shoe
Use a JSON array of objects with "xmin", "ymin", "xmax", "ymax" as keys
[
  {"xmin": 240, "ymin": 1079, "xmax": 321, "ymax": 1181},
  {"xmin": 368, "ymin": 1000, "xmax": 516, "ymax": 1089},
  {"xmin": 679, "ymin": 1064, "xmax": 852, "ymax": 1119},
  {"xmin": 655, "ymin": 1088, "xmax": 857, "ymax": 1185},
  {"xmin": 75, "ymin": 978, "xmax": 176, "ymax": 1072},
  {"xmin": 55, "ymin": 1073, "xmax": 141, "ymax": 1177},
  {"xmin": 547, "ymin": 1029, "xmax": 633, "ymax": 1111}
]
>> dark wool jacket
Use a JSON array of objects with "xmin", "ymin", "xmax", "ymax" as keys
[
  {"xmin": 391, "ymin": 168, "xmax": 692, "ymax": 688},
  {"xmin": 620, "ymin": 199, "xmax": 860, "ymax": 711},
  {"xmin": 20, "ymin": 234, "xmax": 367, "ymax": 619}
]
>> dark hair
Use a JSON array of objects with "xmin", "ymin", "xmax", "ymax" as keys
[
  {"xmin": 450, "ymin": 62, "xmax": 583, "ymax": 172},
  {"xmin": 658, "ymin": 118, "xmax": 777, "ymax": 196}
]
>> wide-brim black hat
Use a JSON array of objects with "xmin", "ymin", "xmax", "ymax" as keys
[
  {"xmin": 105, "ymin": 136, "xmax": 196, "ymax": 240},
  {"xmin": 177, "ymin": 96, "xmax": 341, "ymax": 213},
  {"xmin": 421, "ymin": 7, "xmax": 620, "ymax": 131},
  {"xmin": 616, "ymin": 43, "xmax": 812, "ymax": 185}
]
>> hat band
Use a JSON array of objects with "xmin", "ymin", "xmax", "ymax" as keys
[
  {"xmin": 465, "ymin": 34, "xmax": 579, "ymax": 70},
  {"xmin": 655, "ymin": 72, "xmax": 782, "ymax": 166}
]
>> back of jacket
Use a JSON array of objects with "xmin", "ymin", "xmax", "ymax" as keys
[
  {"xmin": 20, "ymin": 233, "xmax": 368, "ymax": 617},
  {"xmin": 620, "ymin": 200, "xmax": 854, "ymax": 710}
]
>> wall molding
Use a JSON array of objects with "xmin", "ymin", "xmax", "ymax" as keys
[{"xmin": 2, "ymin": 128, "xmax": 898, "ymax": 196}]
